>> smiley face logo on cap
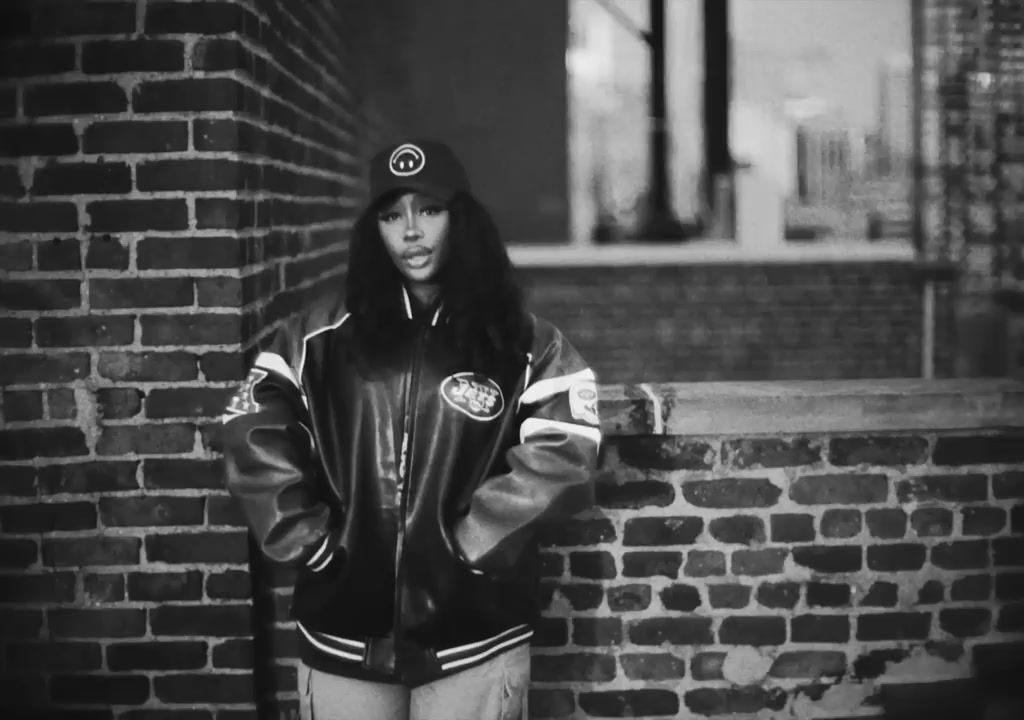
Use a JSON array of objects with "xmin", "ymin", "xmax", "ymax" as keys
[{"xmin": 389, "ymin": 143, "xmax": 426, "ymax": 177}]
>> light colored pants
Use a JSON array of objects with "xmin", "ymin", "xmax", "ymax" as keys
[{"xmin": 298, "ymin": 644, "xmax": 531, "ymax": 720}]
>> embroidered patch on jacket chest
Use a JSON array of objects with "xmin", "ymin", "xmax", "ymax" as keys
[
  {"xmin": 224, "ymin": 367, "xmax": 268, "ymax": 417},
  {"xmin": 440, "ymin": 372, "xmax": 504, "ymax": 421}
]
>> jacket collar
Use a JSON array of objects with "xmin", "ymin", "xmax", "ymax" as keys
[{"xmin": 401, "ymin": 286, "xmax": 444, "ymax": 327}]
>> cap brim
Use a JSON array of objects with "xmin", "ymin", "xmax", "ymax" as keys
[{"xmin": 372, "ymin": 181, "xmax": 458, "ymax": 206}]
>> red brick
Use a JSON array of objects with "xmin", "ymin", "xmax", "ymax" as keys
[
  {"xmin": 998, "ymin": 603, "xmax": 1024, "ymax": 631},
  {"xmin": 32, "ymin": 162, "xmax": 132, "ymax": 195},
  {"xmin": 622, "ymin": 516, "xmax": 702, "ymax": 546},
  {"xmin": 84, "ymin": 573, "xmax": 126, "ymax": 602},
  {"xmin": 595, "ymin": 479, "xmax": 674, "ymax": 509},
  {"xmin": 0, "ymin": 465, "xmax": 37, "ymax": 496},
  {"xmin": 2, "ymin": 279, "xmax": 80, "ymax": 310},
  {"xmin": 0, "ymin": 572, "xmax": 77, "ymax": 602},
  {"xmin": 49, "ymin": 608, "xmax": 147, "ymax": 638},
  {"xmin": 910, "ymin": 507, "xmax": 953, "ymax": 537},
  {"xmin": 83, "ymin": 39, "xmax": 185, "ymax": 73},
  {"xmin": 141, "ymin": 314, "xmax": 241, "ymax": 346},
  {"xmin": 940, "ymin": 608, "xmax": 991, "ymax": 637},
  {"xmin": 725, "ymin": 437, "xmax": 822, "ymax": 469},
  {"xmin": 708, "ymin": 583, "xmax": 751, "ymax": 609},
  {"xmin": 866, "ymin": 508, "xmax": 907, "ymax": 538},
  {"xmin": 91, "ymin": 277, "xmax": 194, "ymax": 309},
  {"xmin": 100, "ymin": 496, "xmax": 205, "ymax": 527},
  {"xmin": 952, "ymin": 574, "xmax": 991, "ymax": 601},
  {"xmin": 606, "ymin": 583, "xmax": 651, "ymax": 612},
  {"xmin": 615, "ymin": 436, "xmax": 715, "ymax": 470},
  {"xmin": 732, "ymin": 548, "xmax": 788, "ymax": 576},
  {"xmin": 792, "ymin": 614, "xmax": 850, "ymax": 643},
  {"xmin": 628, "ymin": 617, "xmax": 712, "ymax": 645},
  {"xmin": 0, "ymin": 164, "xmax": 25, "ymax": 197},
  {"xmin": 0, "ymin": 538, "xmax": 39, "ymax": 568},
  {"xmin": 206, "ymin": 570, "xmax": 251, "ymax": 600},
  {"xmin": 994, "ymin": 472, "xmax": 1024, "ymax": 499},
  {"xmin": 145, "ymin": 531, "xmax": 249, "ymax": 564},
  {"xmin": 1, "ymin": 426, "xmax": 88, "ymax": 460},
  {"xmin": 146, "ymin": 387, "xmax": 233, "ymax": 419},
  {"xmin": 691, "ymin": 652, "xmax": 726, "ymax": 680},
  {"xmin": 684, "ymin": 549, "xmax": 727, "ymax": 577},
  {"xmin": 719, "ymin": 616, "xmax": 785, "ymax": 646},
  {"xmin": 868, "ymin": 543, "xmax": 926, "ymax": 571},
  {"xmin": 0, "ymin": 608, "xmax": 43, "ymax": 639},
  {"xmin": 807, "ymin": 582, "xmax": 851, "ymax": 607},
  {"xmin": 145, "ymin": 1, "xmax": 247, "ymax": 34},
  {"xmin": 92, "ymin": 422, "xmax": 192, "ymax": 457},
  {"xmin": 857, "ymin": 612, "xmax": 931, "ymax": 640},
  {"xmin": 0, "ymin": 43, "xmax": 76, "ymax": 77},
  {"xmin": 770, "ymin": 651, "xmax": 846, "ymax": 678},
  {"xmin": 108, "ymin": 641, "xmax": 208, "ymax": 671},
  {"xmin": 192, "ymin": 37, "xmax": 247, "ymax": 71},
  {"xmin": 528, "ymin": 689, "xmax": 575, "ymax": 718},
  {"xmin": 660, "ymin": 584, "xmax": 701, "ymax": 611},
  {"xmin": 0, "ymin": 88, "xmax": 14, "ymax": 118},
  {"xmin": 793, "ymin": 545, "xmax": 861, "ymax": 573},
  {"xmin": 579, "ymin": 690, "xmax": 679, "ymax": 717},
  {"xmin": 138, "ymin": 236, "xmax": 240, "ymax": 270},
  {"xmin": 3, "ymin": 389, "xmax": 43, "ymax": 421},
  {"xmin": 98, "ymin": 351, "xmax": 199, "ymax": 381},
  {"xmin": 682, "ymin": 477, "xmax": 781, "ymax": 508},
  {"xmin": 87, "ymin": 199, "xmax": 189, "ymax": 232},
  {"xmin": 50, "ymin": 674, "xmax": 150, "ymax": 704},
  {"xmin": 931, "ymin": 540, "xmax": 988, "ymax": 570},
  {"xmin": 86, "ymin": 234, "xmax": 130, "ymax": 269},
  {"xmin": 898, "ymin": 474, "xmax": 987, "ymax": 502},
  {"xmin": 0, "ymin": 318, "xmax": 32, "ymax": 348},
  {"xmin": 821, "ymin": 508, "xmax": 862, "ymax": 538},
  {"xmin": 134, "ymin": 78, "xmax": 244, "ymax": 113},
  {"xmin": 0, "ymin": 200, "xmax": 79, "ymax": 231},
  {"xmin": 861, "ymin": 581, "xmax": 899, "ymax": 607},
  {"xmin": 6, "ymin": 642, "xmax": 102, "ymax": 672},
  {"xmin": 0, "ymin": 501, "xmax": 96, "ymax": 532},
  {"xmin": 791, "ymin": 474, "xmax": 888, "ymax": 505},
  {"xmin": 532, "ymin": 653, "xmax": 616, "ymax": 683},
  {"xmin": 568, "ymin": 550, "xmax": 615, "ymax": 579},
  {"xmin": 0, "ymin": 123, "xmax": 79, "ymax": 156},
  {"xmin": 43, "ymin": 536, "xmax": 141, "ymax": 567},
  {"xmin": 37, "ymin": 461, "xmax": 139, "ymax": 494},
  {"xmin": 1012, "ymin": 504, "xmax": 1024, "ymax": 534},
  {"xmin": 143, "ymin": 458, "xmax": 222, "ymax": 490},
  {"xmin": 48, "ymin": 388, "xmax": 78, "ymax": 419},
  {"xmin": 757, "ymin": 581, "xmax": 800, "ymax": 609},
  {"xmin": 532, "ymin": 617, "xmax": 567, "ymax": 647},
  {"xmin": 25, "ymin": 81, "xmax": 128, "ymax": 116},
  {"xmin": 128, "ymin": 570, "xmax": 203, "ymax": 601},
  {"xmin": 933, "ymin": 435, "xmax": 1024, "ymax": 466},
  {"xmin": 2, "ymin": 352, "xmax": 91, "ymax": 385},
  {"xmin": 137, "ymin": 158, "xmax": 245, "ymax": 192},
  {"xmin": 996, "ymin": 573, "xmax": 1024, "ymax": 600},
  {"xmin": 709, "ymin": 515, "xmax": 764, "ymax": 544},
  {"xmin": 623, "ymin": 551, "xmax": 681, "ymax": 579},
  {"xmin": 121, "ymin": 711, "xmax": 213, "ymax": 720},
  {"xmin": 573, "ymin": 617, "xmax": 622, "ymax": 646},
  {"xmin": 619, "ymin": 653, "xmax": 686, "ymax": 680},
  {"xmin": 212, "ymin": 638, "xmax": 253, "ymax": 669},
  {"xmin": 95, "ymin": 387, "xmax": 143, "ymax": 420},
  {"xmin": 196, "ymin": 198, "xmax": 256, "ymax": 229},
  {"xmin": 84, "ymin": 120, "xmax": 188, "ymax": 154},
  {"xmin": 197, "ymin": 276, "xmax": 242, "ymax": 307},
  {"xmin": 36, "ymin": 315, "xmax": 135, "ymax": 347},
  {"xmin": 829, "ymin": 435, "xmax": 928, "ymax": 466},
  {"xmin": 33, "ymin": 1, "xmax": 138, "ymax": 36},
  {"xmin": 685, "ymin": 687, "xmax": 785, "ymax": 716},
  {"xmin": 153, "ymin": 672, "xmax": 253, "ymax": 704},
  {"xmin": 37, "ymin": 237, "xmax": 82, "ymax": 270}
]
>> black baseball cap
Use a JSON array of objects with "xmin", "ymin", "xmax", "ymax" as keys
[{"xmin": 369, "ymin": 139, "xmax": 471, "ymax": 206}]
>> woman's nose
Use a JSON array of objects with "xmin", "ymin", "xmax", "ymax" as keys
[{"xmin": 403, "ymin": 214, "xmax": 422, "ymax": 238}]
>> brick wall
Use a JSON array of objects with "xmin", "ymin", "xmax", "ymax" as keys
[
  {"xmin": 526, "ymin": 384, "xmax": 1024, "ymax": 719},
  {"xmin": 518, "ymin": 262, "xmax": 957, "ymax": 384},
  {"xmin": 0, "ymin": 0, "xmax": 407, "ymax": 717}
]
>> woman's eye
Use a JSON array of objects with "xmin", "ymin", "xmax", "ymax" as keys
[
  {"xmin": 378, "ymin": 212, "xmax": 400, "ymax": 223},
  {"xmin": 420, "ymin": 205, "xmax": 445, "ymax": 216}
]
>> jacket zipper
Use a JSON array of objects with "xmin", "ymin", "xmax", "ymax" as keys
[{"xmin": 392, "ymin": 326, "xmax": 424, "ymax": 653}]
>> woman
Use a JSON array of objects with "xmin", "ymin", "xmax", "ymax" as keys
[{"xmin": 221, "ymin": 139, "xmax": 601, "ymax": 720}]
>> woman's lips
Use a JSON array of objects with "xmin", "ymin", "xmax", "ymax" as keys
[{"xmin": 402, "ymin": 247, "xmax": 431, "ymax": 268}]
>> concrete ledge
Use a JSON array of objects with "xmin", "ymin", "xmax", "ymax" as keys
[{"xmin": 600, "ymin": 378, "xmax": 1024, "ymax": 436}]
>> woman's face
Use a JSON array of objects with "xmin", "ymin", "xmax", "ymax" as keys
[{"xmin": 377, "ymin": 191, "xmax": 450, "ymax": 299}]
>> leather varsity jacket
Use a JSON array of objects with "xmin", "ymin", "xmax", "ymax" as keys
[{"xmin": 220, "ymin": 288, "xmax": 601, "ymax": 686}]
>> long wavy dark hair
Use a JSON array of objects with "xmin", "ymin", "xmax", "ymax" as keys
[{"xmin": 344, "ymin": 190, "xmax": 531, "ymax": 380}]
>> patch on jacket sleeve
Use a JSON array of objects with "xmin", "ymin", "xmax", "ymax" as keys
[
  {"xmin": 568, "ymin": 377, "xmax": 599, "ymax": 426},
  {"xmin": 224, "ymin": 367, "xmax": 268, "ymax": 418},
  {"xmin": 440, "ymin": 372, "xmax": 504, "ymax": 421}
]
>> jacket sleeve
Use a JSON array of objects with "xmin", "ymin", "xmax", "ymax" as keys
[
  {"xmin": 220, "ymin": 342, "xmax": 339, "ymax": 571},
  {"xmin": 453, "ymin": 326, "xmax": 602, "ymax": 572}
]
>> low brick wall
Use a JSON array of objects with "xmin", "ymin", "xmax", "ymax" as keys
[{"xmin": 528, "ymin": 379, "xmax": 1024, "ymax": 718}]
